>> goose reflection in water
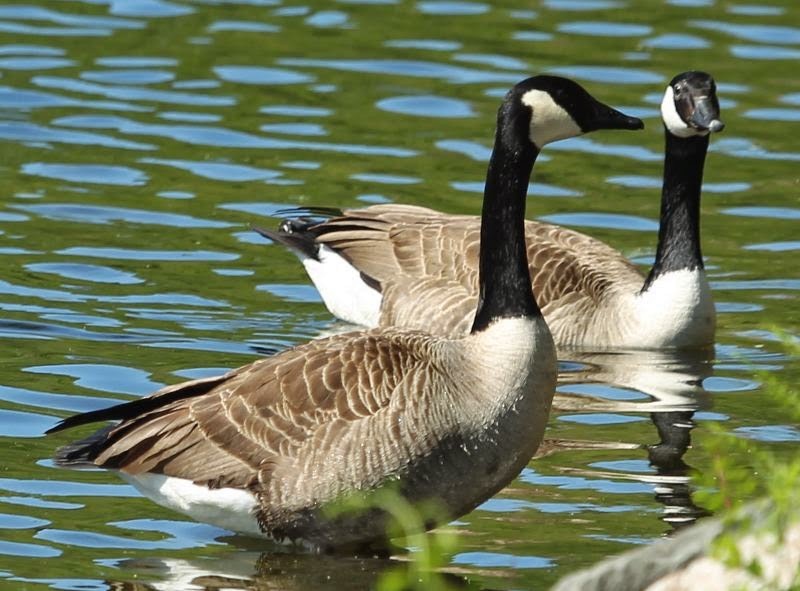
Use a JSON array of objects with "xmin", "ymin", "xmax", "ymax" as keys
[
  {"xmin": 549, "ymin": 348, "xmax": 714, "ymax": 532},
  {"xmin": 97, "ymin": 553, "xmax": 488, "ymax": 591}
]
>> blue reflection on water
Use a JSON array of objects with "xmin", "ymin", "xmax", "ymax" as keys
[
  {"xmin": 691, "ymin": 20, "xmax": 800, "ymax": 44},
  {"xmin": 21, "ymin": 162, "xmax": 148, "ymax": 186},
  {"xmin": 377, "ymin": 95, "xmax": 475, "ymax": 118},
  {"xmin": 453, "ymin": 551, "xmax": 553, "ymax": 569},
  {"xmin": 557, "ymin": 21, "xmax": 652, "ymax": 37}
]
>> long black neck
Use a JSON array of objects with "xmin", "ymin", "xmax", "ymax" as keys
[
  {"xmin": 642, "ymin": 130, "xmax": 709, "ymax": 292},
  {"xmin": 471, "ymin": 126, "xmax": 541, "ymax": 333}
]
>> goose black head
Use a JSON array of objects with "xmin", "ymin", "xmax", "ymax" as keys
[
  {"xmin": 661, "ymin": 71, "xmax": 725, "ymax": 138},
  {"xmin": 502, "ymin": 75, "xmax": 644, "ymax": 150}
]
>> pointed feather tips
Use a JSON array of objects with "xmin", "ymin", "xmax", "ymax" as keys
[{"xmin": 50, "ymin": 424, "xmax": 114, "ymax": 468}]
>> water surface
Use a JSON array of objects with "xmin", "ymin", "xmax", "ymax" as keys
[{"xmin": 0, "ymin": 1, "xmax": 798, "ymax": 590}]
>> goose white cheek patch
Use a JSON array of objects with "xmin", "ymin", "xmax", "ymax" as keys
[
  {"xmin": 522, "ymin": 89, "xmax": 582, "ymax": 147},
  {"xmin": 661, "ymin": 86, "xmax": 707, "ymax": 138}
]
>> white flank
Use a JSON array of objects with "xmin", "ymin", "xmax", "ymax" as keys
[
  {"xmin": 632, "ymin": 268, "xmax": 715, "ymax": 348},
  {"xmin": 521, "ymin": 89, "xmax": 582, "ymax": 147},
  {"xmin": 660, "ymin": 85, "xmax": 707, "ymax": 138},
  {"xmin": 302, "ymin": 244, "xmax": 382, "ymax": 327},
  {"xmin": 121, "ymin": 472, "xmax": 264, "ymax": 537}
]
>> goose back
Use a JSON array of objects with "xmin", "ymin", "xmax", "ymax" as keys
[{"xmin": 279, "ymin": 204, "xmax": 646, "ymax": 340}]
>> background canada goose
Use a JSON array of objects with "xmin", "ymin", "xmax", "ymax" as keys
[
  {"xmin": 46, "ymin": 75, "xmax": 642, "ymax": 552},
  {"xmin": 258, "ymin": 71, "xmax": 722, "ymax": 350}
]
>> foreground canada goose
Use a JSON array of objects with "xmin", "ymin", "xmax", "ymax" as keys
[
  {"xmin": 259, "ymin": 71, "xmax": 722, "ymax": 349},
  {"xmin": 46, "ymin": 76, "xmax": 643, "ymax": 551}
]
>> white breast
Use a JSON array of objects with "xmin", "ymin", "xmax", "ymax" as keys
[
  {"xmin": 630, "ymin": 268, "xmax": 715, "ymax": 348},
  {"xmin": 463, "ymin": 316, "xmax": 556, "ymax": 416}
]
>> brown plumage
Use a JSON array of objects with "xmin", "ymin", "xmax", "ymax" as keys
[
  {"xmin": 266, "ymin": 204, "xmax": 644, "ymax": 340},
  {"xmin": 50, "ymin": 322, "xmax": 554, "ymax": 550}
]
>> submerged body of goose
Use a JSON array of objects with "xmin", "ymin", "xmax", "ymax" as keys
[
  {"xmin": 259, "ymin": 71, "xmax": 723, "ymax": 350},
  {"xmin": 46, "ymin": 76, "xmax": 643, "ymax": 552}
]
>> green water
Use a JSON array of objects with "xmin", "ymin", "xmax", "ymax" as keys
[{"xmin": 0, "ymin": 0, "xmax": 798, "ymax": 589}]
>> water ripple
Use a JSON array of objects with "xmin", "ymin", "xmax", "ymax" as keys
[
  {"xmin": 259, "ymin": 122, "xmax": 327, "ymax": 136},
  {"xmin": 642, "ymin": 33, "xmax": 710, "ymax": 49},
  {"xmin": 713, "ymin": 137, "xmax": 800, "ymax": 161},
  {"xmin": 55, "ymin": 115, "xmax": 417, "ymax": 157},
  {"xmin": 551, "ymin": 137, "xmax": 661, "ymax": 162},
  {"xmin": 727, "ymin": 4, "xmax": 785, "ymax": 16},
  {"xmin": 0, "ymin": 6, "xmax": 143, "ymax": 30},
  {"xmin": 0, "ymin": 21, "xmax": 108, "ymax": 37},
  {"xmin": 543, "ymin": 0, "xmax": 623, "ymax": 9},
  {"xmin": 547, "ymin": 65, "xmax": 663, "ymax": 84},
  {"xmin": 743, "ymin": 107, "xmax": 800, "ymax": 121},
  {"xmin": 453, "ymin": 180, "xmax": 580, "ymax": 197},
  {"xmin": 278, "ymin": 57, "xmax": 519, "ymax": 84},
  {"xmin": 558, "ymin": 22, "xmax": 652, "ymax": 37},
  {"xmin": 731, "ymin": 45, "xmax": 800, "ymax": 60},
  {"xmin": 0, "ymin": 120, "xmax": 155, "ymax": 150},
  {"xmin": 57, "ymin": 246, "xmax": 238, "ymax": 262},
  {"xmin": 377, "ymin": 94, "xmax": 475, "ymax": 117},
  {"xmin": 690, "ymin": 20, "xmax": 800, "ymax": 44},
  {"xmin": 416, "ymin": 1, "xmax": 490, "ymax": 15},
  {"xmin": 736, "ymin": 425, "xmax": 800, "ymax": 442},
  {"xmin": 435, "ymin": 139, "xmax": 491, "ymax": 161},
  {"xmin": 306, "ymin": 10, "xmax": 351, "ymax": 27},
  {"xmin": 0, "ymin": 383, "xmax": 120, "ymax": 415},
  {"xmin": 453, "ymin": 53, "xmax": 528, "ymax": 70},
  {"xmin": 0, "ymin": 540, "xmax": 60, "ymax": 558},
  {"xmin": 0, "ymin": 43, "xmax": 65, "ymax": 56},
  {"xmin": 744, "ymin": 241, "xmax": 800, "ymax": 252},
  {"xmin": 0, "ymin": 56, "xmax": 73, "ymax": 70},
  {"xmin": 140, "ymin": 157, "xmax": 284, "ymax": 182},
  {"xmin": 81, "ymin": 69, "xmax": 175, "ymax": 85},
  {"xmin": 33, "ymin": 76, "xmax": 235, "ymax": 107},
  {"xmin": 208, "ymin": 20, "xmax": 280, "ymax": 33},
  {"xmin": 0, "ymin": 408, "xmax": 59, "ymax": 437},
  {"xmin": 25, "ymin": 364, "xmax": 162, "ymax": 396},
  {"xmin": 259, "ymin": 105, "xmax": 332, "ymax": 117},
  {"xmin": 721, "ymin": 206, "xmax": 800, "ymax": 220},
  {"xmin": 0, "ymin": 86, "xmax": 148, "ymax": 112},
  {"xmin": 22, "ymin": 162, "xmax": 148, "ymax": 186},
  {"xmin": 25, "ymin": 262, "xmax": 143, "ymax": 285},
  {"xmin": 453, "ymin": 551, "xmax": 552, "ymax": 569},
  {"xmin": 104, "ymin": 0, "xmax": 195, "ymax": 18},
  {"xmin": 95, "ymin": 56, "xmax": 177, "ymax": 68},
  {"xmin": 539, "ymin": 212, "xmax": 659, "ymax": 231},
  {"xmin": 12, "ymin": 203, "xmax": 232, "ymax": 228},
  {"xmin": 351, "ymin": 173, "xmax": 422, "ymax": 185},
  {"xmin": 36, "ymin": 519, "xmax": 225, "ymax": 550},
  {"xmin": 214, "ymin": 65, "xmax": 315, "ymax": 85},
  {"xmin": 384, "ymin": 38, "xmax": 462, "ymax": 51}
]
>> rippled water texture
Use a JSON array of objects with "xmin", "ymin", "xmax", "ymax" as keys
[{"xmin": 0, "ymin": 1, "xmax": 798, "ymax": 589}]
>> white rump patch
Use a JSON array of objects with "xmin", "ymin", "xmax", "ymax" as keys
[
  {"xmin": 521, "ymin": 89, "xmax": 582, "ymax": 147},
  {"xmin": 660, "ymin": 86, "xmax": 708, "ymax": 138},
  {"xmin": 302, "ymin": 244, "xmax": 382, "ymax": 327},
  {"xmin": 121, "ymin": 472, "xmax": 264, "ymax": 537}
]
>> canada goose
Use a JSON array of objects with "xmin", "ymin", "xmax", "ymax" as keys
[
  {"xmin": 46, "ymin": 76, "xmax": 643, "ymax": 552},
  {"xmin": 258, "ymin": 71, "xmax": 722, "ymax": 349}
]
